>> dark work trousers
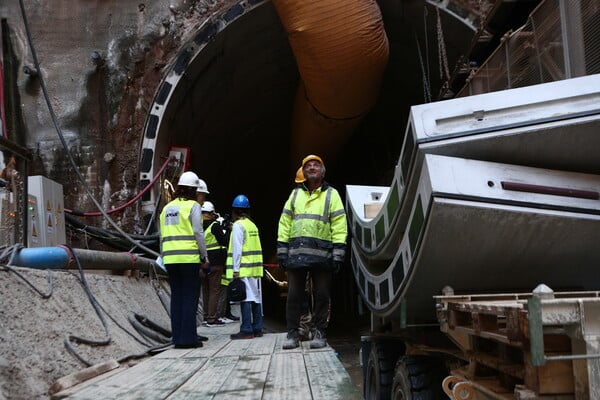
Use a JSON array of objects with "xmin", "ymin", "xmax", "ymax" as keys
[
  {"xmin": 286, "ymin": 267, "xmax": 332, "ymax": 334},
  {"xmin": 167, "ymin": 263, "xmax": 200, "ymax": 346},
  {"xmin": 240, "ymin": 301, "xmax": 263, "ymax": 334},
  {"xmin": 201, "ymin": 265, "xmax": 223, "ymax": 322}
]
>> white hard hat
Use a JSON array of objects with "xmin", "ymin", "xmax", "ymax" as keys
[
  {"xmin": 201, "ymin": 201, "xmax": 215, "ymax": 213},
  {"xmin": 197, "ymin": 179, "xmax": 210, "ymax": 194},
  {"xmin": 178, "ymin": 171, "xmax": 200, "ymax": 187}
]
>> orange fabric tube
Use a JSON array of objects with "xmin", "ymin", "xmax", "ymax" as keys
[{"xmin": 272, "ymin": 0, "xmax": 389, "ymax": 162}]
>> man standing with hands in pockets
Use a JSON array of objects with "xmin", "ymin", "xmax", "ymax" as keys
[{"xmin": 277, "ymin": 155, "xmax": 348, "ymax": 350}]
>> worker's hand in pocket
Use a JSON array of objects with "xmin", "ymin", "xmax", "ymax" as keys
[
  {"xmin": 332, "ymin": 261, "xmax": 343, "ymax": 274},
  {"xmin": 201, "ymin": 258, "xmax": 211, "ymax": 275},
  {"xmin": 278, "ymin": 257, "xmax": 287, "ymax": 271}
]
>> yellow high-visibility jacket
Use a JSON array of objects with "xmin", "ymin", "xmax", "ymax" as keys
[
  {"xmin": 277, "ymin": 182, "xmax": 347, "ymax": 268},
  {"xmin": 160, "ymin": 198, "xmax": 204, "ymax": 264},
  {"xmin": 226, "ymin": 217, "xmax": 263, "ymax": 279}
]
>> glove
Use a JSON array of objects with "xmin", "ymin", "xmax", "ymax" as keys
[
  {"xmin": 332, "ymin": 260, "xmax": 343, "ymax": 274},
  {"xmin": 278, "ymin": 258, "xmax": 288, "ymax": 271},
  {"xmin": 201, "ymin": 264, "xmax": 211, "ymax": 275}
]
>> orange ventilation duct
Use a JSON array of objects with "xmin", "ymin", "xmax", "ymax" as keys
[{"xmin": 272, "ymin": 0, "xmax": 389, "ymax": 164}]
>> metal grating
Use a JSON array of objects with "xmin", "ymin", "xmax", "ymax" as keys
[
  {"xmin": 458, "ymin": 0, "xmax": 600, "ymax": 96},
  {"xmin": 582, "ymin": 0, "xmax": 600, "ymax": 74}
]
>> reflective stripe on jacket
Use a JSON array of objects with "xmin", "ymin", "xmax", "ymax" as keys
[
  {"xmin": 204, "ymin": 221, "xmax": 222, "ymax": 251},
  {"xmin": 277, "ymin": 183, "xmax": 347, "ymax": 268},
  {"xmin": 226, "ymin": 217, "xmax": 263, "ymax": 279},
  {"xmin": 160, "ymin": 198, "xmax": 200, "ymax": 264}
]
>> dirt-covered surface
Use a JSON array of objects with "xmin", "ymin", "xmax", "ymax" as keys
[
  {"xmin": 0, "ymin": 266, "xmax": 367, "ymax": 399},
  {"xmin": 0, "ymin": 267, "xmax": 171, "ymax": 400}
]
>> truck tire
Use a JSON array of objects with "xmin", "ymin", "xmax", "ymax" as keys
[
  {"xmin": 364, "ymin": 341, "xmax": 404, "ymax": 400},
  {"xmin": 391, "ymin": 355, "xmax": 447, "ymax": 400}
]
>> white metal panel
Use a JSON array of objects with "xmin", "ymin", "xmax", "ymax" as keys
[
  {"xmin": 411, "ymin": 74, "xmax": 600, "ymax": 140},
  {"xmin": 27, "ymin": 176, "xmax": 65, "ymax": 247}
]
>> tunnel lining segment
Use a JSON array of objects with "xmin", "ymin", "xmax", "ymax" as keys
[{"xmin": 138, "ymin": 0, "xmax": 268, "ymax": 213}]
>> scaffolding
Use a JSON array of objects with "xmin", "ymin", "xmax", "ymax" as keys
[{"xmin": 458, "ymin": 0, "xmax": 600, "ymax": 96}]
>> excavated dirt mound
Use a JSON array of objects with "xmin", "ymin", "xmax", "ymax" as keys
[{"xmin": 0, "ymin": 267, "xmax": 171, "ymax": 400}]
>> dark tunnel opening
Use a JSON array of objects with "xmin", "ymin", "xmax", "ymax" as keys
[{"xmin": 141, "ymin": 0, "xmax": 538, "ymax": 319}]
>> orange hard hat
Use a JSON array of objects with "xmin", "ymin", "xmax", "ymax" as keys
[
  {"xmin": 294, "ymin": 167, "xmax": 306, "ymax": 183},
  {"xmin": 301, "ymin": 154, "xmax": 324, "ymax": 168}
]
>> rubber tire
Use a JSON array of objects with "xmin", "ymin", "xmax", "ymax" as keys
[
  {"xmin": 391, "ymin": 355, "xmax": 448, "ymax": 400},
  {"xmin": 364, "ymin": 341, "xmax": 404, "ymax": 400}
]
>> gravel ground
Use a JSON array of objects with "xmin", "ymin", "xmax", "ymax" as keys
[{"xmin": 0, "ymin": 266, "xmax": 171, "ymax": 400}]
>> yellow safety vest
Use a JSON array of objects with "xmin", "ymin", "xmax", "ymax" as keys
[
  {"xmin": 277, "ymin": 184, "xmax": 347, "ymax": 266},
  {"xmin": 160, "ymin": 198, "xmax": 200, "ymax": 264},
  {"xmin": 204, "ymin": 221, "xmax": 224, "ymax": 251},
  {"xmin": 226, "ymin": 217, "xmax": 263, "ymax": 279}
]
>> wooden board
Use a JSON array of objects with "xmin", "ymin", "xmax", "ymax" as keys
[{"xmin": 64, "ymin": 332, "xmax": 361, "ymax": 400}]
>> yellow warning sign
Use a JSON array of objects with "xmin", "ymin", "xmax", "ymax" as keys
[{"xmin": 31, "ymin": 218, "xmax": 38, "ymax": 237}]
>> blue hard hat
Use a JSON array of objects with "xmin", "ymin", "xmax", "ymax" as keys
[{"xmin": 232, "ymin": 194, "xmax": 250, "ymax": 209}]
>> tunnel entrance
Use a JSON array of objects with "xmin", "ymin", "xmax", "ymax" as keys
[
  {"xmin": 140, "ymin": 1, "xmax": 298, "ymax": 263},
  {"xmin": 137, "ymin": 0, "xmax": 527, "ymax": 319}
]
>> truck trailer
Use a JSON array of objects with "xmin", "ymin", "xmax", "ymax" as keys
[{"xmin": 346, "ymin": 74, "xmax": 600, "ymax": 400}]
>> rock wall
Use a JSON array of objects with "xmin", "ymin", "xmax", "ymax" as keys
[{"xmin": 0, "ymin": 0, "xmax": 231, "ymax": 240}]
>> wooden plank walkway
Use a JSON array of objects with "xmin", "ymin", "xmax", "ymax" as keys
[{"xmin": 57, "ymin": 322, "xmax": 362, "ymax": 400}]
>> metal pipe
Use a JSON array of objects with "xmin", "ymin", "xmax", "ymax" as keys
[
  {"xmin": 545, "ymin": 353, "xmax": 600, "ymax": 362},
  {"xmin": 11, "ymin": 247, "xmax": 156, "ymax": 272}
]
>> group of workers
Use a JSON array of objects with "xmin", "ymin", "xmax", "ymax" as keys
[{"xmin": 159, "ymin": 154, "xmax": 348, "ymax": 350}]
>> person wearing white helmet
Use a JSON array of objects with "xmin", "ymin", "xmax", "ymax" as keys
[
  {"xmin": 196, "ymin": 178, "xmax": 210, "ymax": 206},
  {"xmin": 200, "ymin": 201, "xmax": 232, "ymax": 326},
  {"xmin": 159, "ymin": 171, "xmax": 210, "ymax": 348}
]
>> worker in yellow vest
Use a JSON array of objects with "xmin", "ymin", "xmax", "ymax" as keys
[
  {"xmin": 159, "ymin": 171, "xmax": 210, "ymax": 348},
  {"xmin": 278, "ymin": 155, "xmax": 348, "ymax": 350},
  {"xmin": 226, "ymin": 194, "xmax": 264, "ymax": 339},
  {"xmin": 201, "ymin": 201, "xmax": 230, "ymax": 326}
]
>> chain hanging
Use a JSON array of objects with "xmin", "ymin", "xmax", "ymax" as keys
[{"xmin": 437, "ymin": 7, "xmax": 451, "ymax": 82}]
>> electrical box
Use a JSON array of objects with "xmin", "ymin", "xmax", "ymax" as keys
[
  {"xmin": 27, "ymin": 176, "xmax": 65, "ymax": 247},
  {"xmin": 0, "ymin": 188, "xmax": 15, "ymax": 245},
  {"xmin": 27, "ymin": 193, "xmax": 40, "ymax": 247},
  {"xmin": 0, "ymin": 188, "xmax": 37, "ymax": 246}
]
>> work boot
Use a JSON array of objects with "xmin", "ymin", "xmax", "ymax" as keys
[
  {"xmin": 309, "ymin": 330, "xmax": 327, "ymax": 349},
  {"xmin": 230, "ymin": 331, "xmax": 254, "ymax": 340},
  {"xmin": 282, "ymin": 330, "xmax": 300, "ymax": 349},
  {"xmin": 298, "ymin": 327, "xmax": 310, "ymax": 341}
]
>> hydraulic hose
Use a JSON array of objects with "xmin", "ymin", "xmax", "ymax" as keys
[{"xmin": 127, "ymin": 312, "xmax": 171, "ymax": 344}]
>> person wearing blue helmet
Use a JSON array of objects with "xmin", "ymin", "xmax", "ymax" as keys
[{"xmin": 226, "ymin": 194, "xmax": 264, "ymax": 339}]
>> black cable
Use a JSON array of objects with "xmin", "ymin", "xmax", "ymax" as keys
[
  {"xmin": 65, "ymin": 214, "xmax": 159, "ymax": 241},
  {"xmin": 65, "ymin": 214, "xmax": 160, "ymax": 249},
  {"xmin": 117, "ymin": 342, "xmax": 173, "ymax": 364},
  {"xmin": 0, "ymin": 244, "xmax": 54, "ymax": 298},
  {"xmin": 2, "ymin": 246, "xmax": 173, "ymax": 365},
  {"xmin": 17, "ymin": 0, "xmax": 160, "ymax": 259},
  {"xmin": 127, "ymin": 312, "xmax": 171, "ymax": 344},
  {"xmin": 63, "ymin": 245, "xmax": 112, "ymax": 367}
]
